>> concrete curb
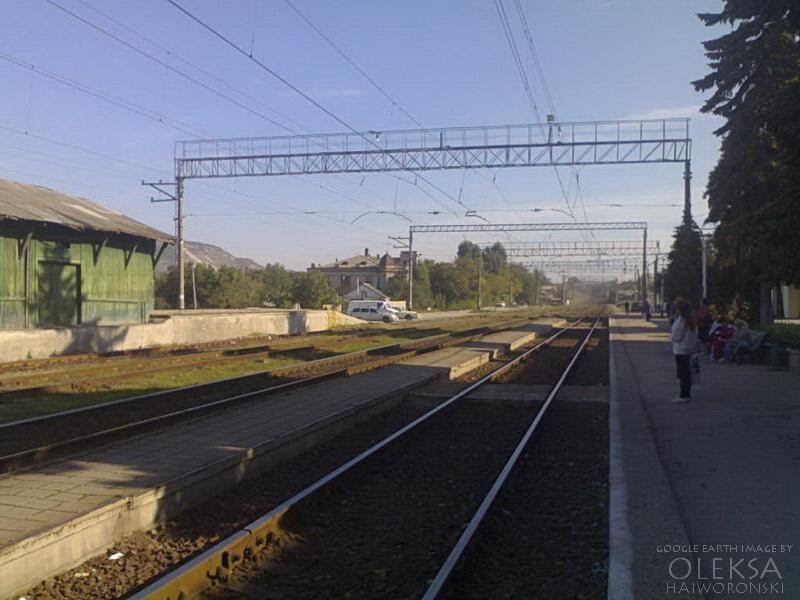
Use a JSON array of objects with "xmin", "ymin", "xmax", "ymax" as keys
[{"xmin": 607, "ymin": 316, "xmax": 634, "ymax": 599}]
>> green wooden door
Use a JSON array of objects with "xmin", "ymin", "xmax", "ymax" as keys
[{"xmin": 37, "ymin": 262, "xmax": 79, "ymax": 326}]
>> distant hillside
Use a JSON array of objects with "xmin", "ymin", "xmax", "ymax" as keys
[{"xmin": 156, "ymin": 241, "xmax": 262, "ymax": 273}]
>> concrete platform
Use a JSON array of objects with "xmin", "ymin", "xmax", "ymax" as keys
[
  {"xmin": 477, "ymin": 325, "xmax": 538, "ymax": 352},
  {"xmin": 0, "ymin": 364, "xmax": 437, "ymax": 598},
  {"xmin": 400, "ymin": 323, "xmax": 549, "ymax": 379},
  {"xmin": 401, "ymin": 346, "xmax": 493, "ymax": 379},
  {"xmin": 608, "ymin": 316, "xmax": 800, "ymax": 600}
]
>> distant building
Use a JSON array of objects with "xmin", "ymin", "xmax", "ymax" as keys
[
  {"xmin": 342, "ymin": 282, "xmax": 390, "ymax": 303},
  {"xmin": 308, "ymin": 247, "xmax": 411, "ymax": 294},
  {"xmin": 0, "ymin": 179, "xmax": 173, "ymax": 329}
]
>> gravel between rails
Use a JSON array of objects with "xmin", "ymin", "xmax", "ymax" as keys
[
  {"xmin": 440, "ymin": 401, "xmax": 609, "ymax": 600},
  {"xmin": 565, "ymin": 323, "xmax": 609, "ymax": 386},
  {"xmin": 208, "ymin": 402, "xmax": 538, "ymax": 600},
  {"xmin": 495, "ymin": 328, "xmax": 586, "ymax": 385},
  {"xmin": 22, "ymin": 400, "xmax": 445, "ymax": 600}
]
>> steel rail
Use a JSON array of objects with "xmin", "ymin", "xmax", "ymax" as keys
[
  {"xmin": 0, "ymin": 318, "xmax": 532, "ymax": 474},
  {"xmin": 0, "ymin": 320, "xmax": 489, "ymax": 392},
  {"xmin": 422, "ymin": 315, "xmax": 602, "ymax": 599},
  {"xmin": 127, "ymin": 316, "xmax": 587, "ymax": 600}
]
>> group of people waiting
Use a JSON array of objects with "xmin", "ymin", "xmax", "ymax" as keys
[{"xmin": 667, "ymin": 296, "xmax": 753, "ymax": 403}]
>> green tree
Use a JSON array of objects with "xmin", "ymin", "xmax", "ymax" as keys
[
  {"xmin": 206, "ymin": 266, "xmax": 261, "ymax": 308},
  {"xmin": 410, "ymin": 259, "xmax": 435, "ymax": 309},
  {"xmin": 258, "ymin": 263, "xmax": 295, "ymax": 307},
  {"xmin": 693, "ymin": 1, "xmax": 800, "ymax": 323},
  {"xmin": 292, "ymin": 271, "xmax": 337, "ymax": 309},
  {"xmin": 664, "ymin": 209, "xmax": 703, "ymax": 304},
  {"xmin": 457, "ymin": 240, "xmax": 482, "ymax": 261},
  {"xmin": 429, "ymin": 262, "xmax": 471, "ymax": 308},
  {"xmin": 481, "ymin": 242, "xmax": 507, "ymax": 274}
]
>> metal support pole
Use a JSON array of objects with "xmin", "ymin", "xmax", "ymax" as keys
[
  {"xmin": 407, "ymin": 230, "xmax": 414, "ymax": 310},
  {"xmin": 654, "ymin": 254, "xmax": 659, "ymax": 310},
  {"xmin": 642, "ymin": 227, "xmax": 648, "ymax": 307},
  {"xmin": 508, "ymin": 264, "xmax": 513, "ymax": 306},
  {"xmin": 701, "ymin": 234, "xmax": 708, "ymax": 299},
  {"xmin": 191, "ymin": 262, "xmax": 198, "ymax": 310},
  {"xmin": 683, "ymin": 160, "xmax": 692, "ymax": 220},
  {"xmin": 176, "ymin": 177, "xmax": 185, "ymax": 310},
  {"xmin": 477, "ymin": 255, "xmax": 482, "ymax": 310}
]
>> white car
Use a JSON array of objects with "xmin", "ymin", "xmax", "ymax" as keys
[
  {"xmin": 347, "ymin": 300, "xmax": 399, "ymax": 323},
  {"xmin": 389, "ymin": 307, "xmax": 419, "ymax": 320}
]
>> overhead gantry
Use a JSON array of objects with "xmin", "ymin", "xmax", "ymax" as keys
[{"xmin": 151, "ymin": 118, "xmax": 691, "ymax": 309}]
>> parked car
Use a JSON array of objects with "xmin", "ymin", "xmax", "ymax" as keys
[
  {"xmin": 347, "ymin": 300, "xmax": 399, "ymax": 323},
  {"xmin": 388, "ymin": 307, "xmax": 419, "ymax": 320},
  {"xmin": 495, "ymin": 301, "xmax": 506, "ymax": 308}
]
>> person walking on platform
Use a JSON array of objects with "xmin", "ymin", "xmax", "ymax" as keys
[
  {"xmin": 670, "ymin": 299, "xmax": 697, "ymax": 403},
  {"xmin": 624, "ymin": 300, "xmax": 630, "ymax": 316}
]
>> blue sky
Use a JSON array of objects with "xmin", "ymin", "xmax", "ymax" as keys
[{"xmin": 1, "ymin": 0, "xmax": 726, "ymax": 271}]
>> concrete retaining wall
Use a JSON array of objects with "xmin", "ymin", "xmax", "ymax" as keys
[{"xmin": 0, "ymin": 310, "xmax": 363, "ymax": 363}]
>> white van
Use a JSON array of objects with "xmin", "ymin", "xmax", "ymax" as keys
[{"xmin": 347, "ymin": 300, "xmax": 399, "ymax": 323}]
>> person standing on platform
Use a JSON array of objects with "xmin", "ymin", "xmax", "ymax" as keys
[
  {"xmin": 624, "ymin": 300, "xmax": 630, "ymax": 316},
  {"xmin": 670, "ymin": 299, "xmax": 697, "ymax": 403},
  {"xmin": 644, "ymin": 299, "xmax": 652, "ymax": 321}
]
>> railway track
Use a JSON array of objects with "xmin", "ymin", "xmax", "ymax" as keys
[
  {"xmin": 0, "ymin": 323, "xmax": 471, "ymax": 394},
  {"xmin": 0, "ymin": 316, "xmax": 535, "ymax": 474},
  {"xmin": 123, "ymin": 315, "xmax": 602, "ymax": 600}
]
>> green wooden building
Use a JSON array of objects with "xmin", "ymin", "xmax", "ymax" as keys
[{"xmin": 0, "ymin": 179, "xmax": 172, "ymax": 329}]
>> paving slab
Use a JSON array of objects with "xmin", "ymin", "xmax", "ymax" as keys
[
  {"xmin": 609, "ymin": 316, "xmax": 800, "ymax": 600},
  {"xmin": 401, "ymin": 346, "xmax": 493, "ymax": 379},
  {"xmin": 401, "ymin": 322, "xmax": 552, "ymax": 379},
  {"xmin": 0, "ymin": 364, "xmax": 437, "ymax": 598}
]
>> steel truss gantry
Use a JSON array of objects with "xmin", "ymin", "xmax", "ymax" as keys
[
  {"xmin": 174, "ymin": 119, "xmax": 690, "ymax": 179},
  {"xmin": 515, "ymin": 259, "xmax": 639, "ymax": 273},
  {"xmin": 160, "ymin": 119, "xmax": 691, "ymax": 309},
  {"xmin": 495, "ymin": 240, "xmax": 661, "ymax": 258},
  {"xmin": 402, "ymin": 221, "xmax": 649, "ymax": 309}
]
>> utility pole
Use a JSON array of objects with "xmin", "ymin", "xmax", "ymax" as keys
[
  {"xmin": 642, "ymin": 227, "xmax": 648, "ymax": 308},
  {"xmin": 408, "ymin": 230, "xmax": 414, "ymax": 310},
  {"xmin": 701, "ymin": 234, "xmax": 709, "ymax": 299},
  {"xmin": 508, "ymin": 264, "xmax": 513, "ymax": 306},
  {"xmin": 390, "ymin": 235, "xmax": 412, "ymax": 310},
  {"xmin": 142, "ymin": 178, "xmax": 184, "ymax": 309},
  {"xmin": 477, "ymin": 255, "xmax": 482, "ymax": 310},
  {"xmin": 191, "ymin": 261, "xmax": 198, "ymax": 309},
  {"xmin": 176, "ymin": 177, "xmax": 185, "ymax": 310}
]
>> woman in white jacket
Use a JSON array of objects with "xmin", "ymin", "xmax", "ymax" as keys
[{"xmin": 670, "ymin": 299, "xmax": 697, "ymax": 403}]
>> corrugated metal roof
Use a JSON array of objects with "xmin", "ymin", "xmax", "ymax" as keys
[
  {"xmin": 317, "ymin": 254, "xmax": 380, "ymax": 269},
  {"xmin": 0, "ymin": 179, "xmax": 173, "ymax": 242}
]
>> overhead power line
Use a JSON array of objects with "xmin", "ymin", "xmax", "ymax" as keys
[
  {"xmin": 282, "ymin": 0, "xmax": 424, "ymax": 129},
  {"xmin": 44, "ymin": 0, "xmax": 296, "ymax": 134},
  {"xmin": 0, "ymin": 51, "xmax": 211, "ymax": 138},
  {"xmin": 0, "ymin": 124, "xmax": 166, "ymax": 174},
  {"xmin": 75, "ymin": 0, "xmax": 308, "ymax": 134},
  {"xmin": 493, "ymin": 0, "xmax": 573, "ymax": 218},
  {"xmin": 166, "ymin": 0, "xmax": 473, "ymax": 220},
  {"xmin": 41, "ymin": 0, "xmax": 413, "ymax": 227}
]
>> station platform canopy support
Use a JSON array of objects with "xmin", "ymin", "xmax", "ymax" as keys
[{"xmin": 157, "ymin": 118, "xmax": 691, "ymax": 309}]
